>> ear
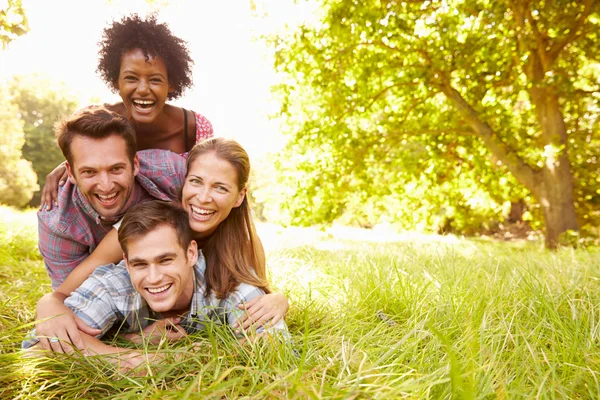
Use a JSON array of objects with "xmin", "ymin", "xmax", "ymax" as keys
[
  {"xmin": 123, "ymin": 253, "xmax": 130, "ymax": 272},
  {"xmin": 233, "ymin": 187, "xmax": 247, "ymax": 208},
  {"xmin": 187, "ymin": 240, "xmax": 198, "ymax": 266},
  {"xmin": 65, "ymin": 161, "xmax": 77, "ymax": 185},
  {"xmin": 133, "ymin": 154, "xmax": 140, "ymax": 177},
  {"xmin": 168, "ymin": 83, "xmax": 175, "ymax": 94}
]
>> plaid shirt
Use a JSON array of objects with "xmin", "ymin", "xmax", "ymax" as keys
[
  {"xmin": 22, "ymin": 254, "xmax": 288, "ymax": 348},
  {"xmin": 37, "ymin": 150, "xmax": 186, "ymax": 289}
]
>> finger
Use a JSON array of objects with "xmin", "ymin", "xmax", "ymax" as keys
[
  {"xmin": 233, "ymin": 303, "xmax": 265, "ymax": 328},
  {"xmin": 66, "ymin": 325, "xmax": 86, "ymax": 353},
  {"xmin": 243, "ymin": 312, "xmax": 273, "ymax": 331},
  {"xmin": 269, "ymin": 313, "xmax": 282, "ymax": 327},
  {"xmin": 165, "ymin": 328, "xmax": 187, "ymax": 341},
  {"xmin": 59, "ymin": 180, "xmax": 66, "ymax": 186},
  {"xmin": 38, "ymin": 337, "xmax": 50, "ymax": 351},
  {"xmin": 49, "ymin": 337, "xmax": 65, "ymax": 354},
  {"xmin": 75, "ymin": 316, "xmax": 102, "ymax": 336},
  {"xmin": 238, "ymin": 297, "xmax": 260, "ymax": 310},
  {"xmin": 164, "ymin": 317, "xmax": 183, "ymax": 326}
]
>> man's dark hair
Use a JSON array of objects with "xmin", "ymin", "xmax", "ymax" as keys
[
  {"xmin": 54, "ymin": 106, "xmax": 136, "ymax": 166},
  {"xmin": 97, "ymin": 14, "xmax": 193, "ymax": 100},
  {"xmin": 118, "ymin": 200, "xmax": 192, "ymax": 256}
]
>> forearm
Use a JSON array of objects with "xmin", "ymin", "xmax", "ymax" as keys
[
  {"xmin": 36, "ymin": 292, "xmax": 70, "ymax": 318},
  {"xmin": 56, "ymin": 229, "xmax": 123, "ymax": 296}
]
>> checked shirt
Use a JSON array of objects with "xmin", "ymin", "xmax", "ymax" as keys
[
  {"xmin": 22, "ymin": 254, "xmax": 288, "ymax": 348},
  {"xmin": 37, "ymin": 149, "xmax": 186, "ymax": 289}
]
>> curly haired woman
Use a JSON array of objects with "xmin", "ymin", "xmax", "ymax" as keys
[{"xmin": 41, "ymin": 15, "xmax": 213, "ymax": 208}]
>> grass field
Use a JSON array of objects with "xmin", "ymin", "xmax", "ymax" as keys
[{"xmin": 1, "ymin": 206, "xmax": 600, "ymax": 399}]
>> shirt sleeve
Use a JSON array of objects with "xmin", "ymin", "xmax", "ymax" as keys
[
  {"xmin": 37, "ymin": 213, "xmax": 89, "ymax": 289},
  {"xmin": 218, "ymin": 283, "xmax": 290, "ymax": 340},
  {"xmin": 64, "ymin": 272, "xmax": 121, "ymax": 337}
]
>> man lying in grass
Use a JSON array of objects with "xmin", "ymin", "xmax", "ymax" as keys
[{"xmin": 23, "ymin": 200, "xmax": 288, "ymax": 372}]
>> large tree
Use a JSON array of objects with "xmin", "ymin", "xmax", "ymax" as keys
[
  {"xmin": 269, "ymin": 0, "xmax": 600, "ymax": 247},
  {"xmin": 9, "ymin": 74, "xmax": 79, "ymax": 206},
  {"xmin": 0, "ymin": 82, "xmax": 38, "ymax": 207}
]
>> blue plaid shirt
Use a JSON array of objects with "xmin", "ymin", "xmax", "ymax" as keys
[{"xmin": 23, "ymin": 253, "xmax": 288, "ymax": 348}]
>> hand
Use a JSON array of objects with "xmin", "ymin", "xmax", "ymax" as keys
[
  {"xmin": 40, "ymin": 162, "xmax": 67, "ymax": 211},
  {"xmin": 35, "ymin": 293, "xmax": 101, "ymax": 353},
  {"xmin": 121, "ymin": 317, "xmax": 187, "ymax": 345},
  {"xmin": 233, "ymin": 292, "xmax": 289, "ymax": 332}
]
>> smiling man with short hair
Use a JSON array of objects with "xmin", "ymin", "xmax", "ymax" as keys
[
  {"xmin": 38, "ymin": 106, "xmax": 184, "ymax": 288},
  {"xmin": 24, "ymin": 201, "xmax": 288, "ymax": 372}
]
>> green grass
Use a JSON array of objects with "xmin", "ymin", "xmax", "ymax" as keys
[{"xmin": 1, "ymin": 206, "xmax": 600, "ymax": 398}]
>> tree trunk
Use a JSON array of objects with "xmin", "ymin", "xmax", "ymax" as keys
[
  {"xmin": 528, "ymin": 79, "xmax": 579, "ymax": 248},
  {"xmin": 441, "ymin": 80, "xmax": 579, "ymax": 248}
]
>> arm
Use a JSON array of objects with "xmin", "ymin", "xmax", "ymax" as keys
[
  {"xmin": 35, "ymin": 228, "xmax": 123, "ymax": 352},
  {"xmin": 232, "ymin": 235, "xmax": 290, "ymax": 331},
  {"xmin": 224, "ymin": 283, "xmax": 290, "ymax": 340},
  {"xmin": 37, "ymin": 213, "xmax": 89, "ymax": 289},
  {"xmin": 27, "ymin": 330, "xmax": 149, "ymax": 374},
  {"xmin": 55, "ymin": 228, "xmax": 123, "ymax": 296},
  {"xmin": 40, "ymin": 161, "xmax": 68, "ymax": 211}
]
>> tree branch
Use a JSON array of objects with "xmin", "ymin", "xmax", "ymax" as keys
[
  {"xmin": 546, "ymin": 0, "xmax": 593, "ymax": 64},
  {"xmin": 364, "ymin": 82, "xmax": 421, "ymax": 112},
  {"xmin": 440, "ymin": 80, "xmax": 540, "ymax": 193}
]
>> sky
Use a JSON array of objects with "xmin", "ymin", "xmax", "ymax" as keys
[{"xmin": 0, "ymin": 0, "xmax": 310, "ymax": 157}]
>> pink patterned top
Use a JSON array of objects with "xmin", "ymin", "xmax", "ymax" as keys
[{"xmin": 181, "ymin": 110, "xmax": 214, "ymax": 158}]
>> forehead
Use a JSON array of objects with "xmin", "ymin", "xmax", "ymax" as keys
[
  {"xmin": 125, "ymin": 224, "xmax": 185, "ymax": 259},
  {"xmin": 188, "ymin": 152, "xmax": 238, "ymax": 182},
  {"xmin": 70, "ymin": 135, "xmax": 131, "ymax": 169},
  {"xmin": 120, "ymin": 48, "xmax": 168, "ymax": 73}
]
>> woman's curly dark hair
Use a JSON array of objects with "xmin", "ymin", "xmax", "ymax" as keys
[{"xmin": 97, "ymin": 14, "xmax": 193, "ymax": 100}]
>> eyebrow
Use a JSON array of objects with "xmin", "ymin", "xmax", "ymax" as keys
[
  {"xmin": 77, "ymin": 162, "xmax": 127, "ymax": 173},
  {"xmin": 188, "ymin": 174, "xmax": 232, "ymax": 189},
  {"xmin": 128, "ymin": 252, "xmax": 178, "ymax": 264},
  {"xmin": 122, "ymin": 69, "xmax": 166, "ymax": 78}
]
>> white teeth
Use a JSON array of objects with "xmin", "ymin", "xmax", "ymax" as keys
[
  {"xmin": 147, "ymin": 284, "xmax": 171, "ymax": 294},
  {"xmin": 133, "ymin": 99, "xmax": 154, "ymax": 105},
  {"xmin": 190, "ymin": 205, "xmax": 215, "ymax": 215},
  {"xmin": 97, "ymin": 192, "xmax": 117, "ymax": 200}
]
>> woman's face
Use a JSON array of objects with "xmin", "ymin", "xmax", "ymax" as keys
[
  {"xmin": 118, "ymin": 48, "xmax": 172, "ymax": 124},
  {"xmin": 182, "ymin": 152, "xmax": 247, "ymax": 239}
]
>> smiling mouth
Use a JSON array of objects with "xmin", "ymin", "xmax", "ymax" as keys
[
  {"xmin": 95, "ymin": 192, "xmax": 119, "ymax": 206},
  {"xmin": 146, "ymin": 283, "xmax": 172, "ymax": 295},
  {"xmin": 132, "ymin": 99, "xmax": 156, "ymax": 111},
  {"xmin": 190, "ymin": 205, "xmax": 216, "ymax": 221}
]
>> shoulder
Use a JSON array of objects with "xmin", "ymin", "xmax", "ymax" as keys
[
  {"xmin": 191, "ymin": 111, "xmax": 214, "ymax": 140},
  {"xmin": 77, "ymin": 261, "xmax": 134, "ymax": 297}
]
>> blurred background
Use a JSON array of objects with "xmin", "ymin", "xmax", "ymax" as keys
[{"xmin": 1, "ymin": 0, "xmax": 599, "ymax": 248}]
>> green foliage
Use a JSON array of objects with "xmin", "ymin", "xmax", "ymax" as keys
[
  {"xmin": 0, "ymin": 0, "xmax": 28, "ymax": 48},
  {"xmin": 266, "ymin": 0, "xmax": 600, "ymax": 237},
  {"xmin": 9, "ymin": 74, "xmax": 79, "ymax": 206},
  {"xmin": 2, "ymin": 208, "xmax": 600, "ymax": 397},
  {"xmin": 0, "ymin": 83, "xmax": 38, "ymax": 207}
]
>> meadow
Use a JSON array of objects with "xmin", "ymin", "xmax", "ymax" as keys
[{"xmin": 1, "ymin": 206, "xmax": 600, "ymax": 399}]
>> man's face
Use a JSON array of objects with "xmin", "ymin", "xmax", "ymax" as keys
[
  {"xmin": 66, "ymin": 135, "xmax": 139, "ymax": 219},
  {"xmin": 124, "ymin": 224, "xmax": 198, "ymax": 315}
]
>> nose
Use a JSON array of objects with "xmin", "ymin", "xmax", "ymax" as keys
[
  {"xmin": 136, "ymin": 78, "xmax": 150, "ymax": 95},
  {"xmin": 97, "ymin": 171, "xmax": 112, "ymax": 191},
  {"xmin": 147, "ymin": 265, "xmax": 163, "ymax": 284},
  {"xmin": 196, "ymin": 187, "xmax": 213, "ymax": 203}
]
